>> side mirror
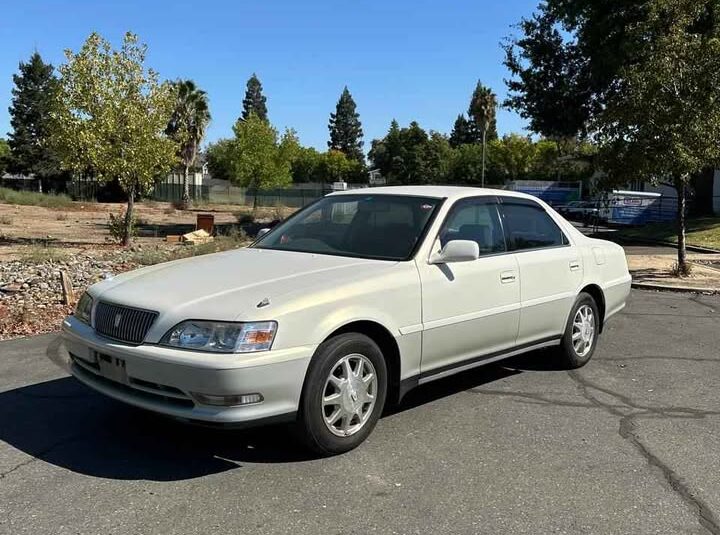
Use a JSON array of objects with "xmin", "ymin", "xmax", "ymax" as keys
[
  {"xmin": 257, "ymin": 228, "xmax": 271, "ymax": 238},
  {"xmin": 429, "ymin": 240, "xmax": 479, "ymax": 264}
]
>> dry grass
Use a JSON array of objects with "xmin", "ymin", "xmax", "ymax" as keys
[
  {"xmin": 129, "ymin": 228, "xmax": 250, "ymax": 266},
  {"xmin": 19, "ymin": 245, "xmax": 70, "ymax": 264},
  {"xmin": 0, "ymin": 187, "xmax": 73, "ymax": 208}
]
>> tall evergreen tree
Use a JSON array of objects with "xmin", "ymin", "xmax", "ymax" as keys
[
  {"xmin": 449, "ymin": 114, "xmax": 477, "ymax": 147},
  {"xmin": 241, "ymin": 73, "xmax": 268, "ymax": 122},
  {"xmin": 7, "ymin": 52, "xmax": 62, "ymax": 179},
  {"xmin": 328, "ymin": 86, "xmax": 364, "ymax": 163}
]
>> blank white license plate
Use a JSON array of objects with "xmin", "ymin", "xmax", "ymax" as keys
[{"xmin": 97, "ymin": 353, "xmax": 128, "ymax": 384}]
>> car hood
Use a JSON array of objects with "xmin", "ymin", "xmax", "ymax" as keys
[{"xmin": 90, "ymin": 247, "xmax": 392, "ymax": 321}]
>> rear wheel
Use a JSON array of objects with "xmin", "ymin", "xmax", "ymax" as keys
[
  {"xmin": 555, "ymin": 292, "xmax": 600, "ymax": 369},
  {"xmin": 297, "ymin": 333, "xmax": 387, "ymax": 455}
]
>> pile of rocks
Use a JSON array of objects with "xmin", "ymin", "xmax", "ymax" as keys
[{"xmin": 0, "ymin": 250, "xmax": 139, "ymax": 339}]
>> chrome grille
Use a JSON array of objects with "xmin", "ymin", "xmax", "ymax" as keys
[{"xmin": 94, "ymin": 302, "xmax": 158, "ymax": 345}]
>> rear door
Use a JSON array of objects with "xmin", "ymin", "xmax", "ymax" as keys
[
  {"xmin": 497, "ymin": 197, "xmax": 583, "ymax": 345},
  {"xmin": 417, "ymin": 197, "xmax": 521, "ymax": 377}
]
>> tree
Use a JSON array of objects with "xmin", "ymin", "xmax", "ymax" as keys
[
  {"xmin": 278, "ymin": 127, "xmax": 301, "ymax": 166},
  {"xmin": 227, "ymin": 113, "xmax": 292, "ymax": 208},
  {"xmin": 368, "ymin": 119, "xmax": 403, "ymax": 179},
  {"xmin": 503, "ymin": 10, "xmax": 594, "ymax": 143},
  {"xmin": 448, "ymin": 144, "xmax": 485, "ymax": 184},
  {"xmin": 166, "ymin": 79, "xmax": 211, "ymax": 206},
  {"xmin": 50, "ymin": 32, "xmax": 176, "ymax": 245},
  {"xmin": 425, "ymin": 132, "xmax": 452, "ymax": 184},
  {"xmin": 241, "ymin": 73, "xmax": 268, "ymax": 122},
  {"xmin": 504, "ymin": 0, "xmax": 711, "ymax": 275},
  {"xmin": 319, "ymin": 150, "xmax": 354, "ymax": 183},
  {"xmin": 328, "ymin": 86, "xmax": 364, "ymax": 163},
  {"xmin": 489, "ymin": 134, "xmax": 538, "ymax": 180},
  {"xmin": 449, "ymin": 114, "xmax": 477, "ymax": 147},
  {"xmin": 595, "ymin": 0, "xmax": 720, "ymax": 275},
  {"xmin": 369, "ymin": 120, "xmax": 452, "ymax": 185},
  {"xmin": 0, "ymin": 139, "xmax": 9, "ymax": 175},
  {"xmin": 7, "ymin": 52, "xmax": 63, "ymax": 182},
  {"xmin": 291, "ymin": 146, "xmax": 323, "ymax": 183},
  {"xmin": 468, "ymin": 82, "xmax": 497, "ymax": 186},
  {"xmin": 206, "ymin": 139, "xmax": 234, "ymax": 180}
]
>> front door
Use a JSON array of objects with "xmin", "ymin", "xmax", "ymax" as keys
[{"xmin": 417, "ymin": 197, "xmax": 521, "ymax": 378}]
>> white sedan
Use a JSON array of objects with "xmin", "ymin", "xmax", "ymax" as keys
[{"xmin": 51, "ymin": 186, "xmax": 631, "ymax": 454}]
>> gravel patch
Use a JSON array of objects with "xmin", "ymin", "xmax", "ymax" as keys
[{"xmin": 0, "ymin": 249, "xmax": 140, "ymax": 339}]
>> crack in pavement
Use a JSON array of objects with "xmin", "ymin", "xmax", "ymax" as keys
[
  {"xmin": 472, "ymin": 374, "xmax": 720, "ymax": 534},
  {"xmin": 569, "ymin": 371, "xmax": 720, "ymax": 535},
  {"xmin": 468, "ymin": 388, "xmax": 631, "ymax": 413},
  {"xmin": 0, "ymin": 434, "xmax": 84, "ymax": 481}
]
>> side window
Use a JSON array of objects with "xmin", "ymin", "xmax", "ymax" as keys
[
  {"xmin": 439, "ymin": 198, "xmax": 506, "ymax": 255},
  {"xmin": 499, "ymin": 199, "xmax": 568, "ymax": 251}
]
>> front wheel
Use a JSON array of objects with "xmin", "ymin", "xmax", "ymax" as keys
[
  {"xmin": 555, "ymin": 292, "xmax": 600, "ymax": 369},
  {"xmin": 297, "ymin": 333, "xmax": 387, "ymax": 455}
]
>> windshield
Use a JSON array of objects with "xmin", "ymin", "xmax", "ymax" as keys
[{"xmin": 253, "ymin": 194, "xmax": 442, "ymax": 261}]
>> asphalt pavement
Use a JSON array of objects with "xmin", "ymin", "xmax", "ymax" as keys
[{"xmin": 1, "ymin": 289, "xmax": 719, "ymax": 535}]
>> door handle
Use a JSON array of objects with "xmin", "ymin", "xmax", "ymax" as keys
[
  {"xmin": 500, "ymin": 271, "xmax": 517, "ymax": 283},
  {"xmin": 569, "ymin": 261, "xmax": 581, "ymax": 271}
]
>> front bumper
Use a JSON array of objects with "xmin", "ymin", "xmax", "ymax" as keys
[{"xmin": 51, "ymin": 316, "xmax": 316, "ymax": 426}]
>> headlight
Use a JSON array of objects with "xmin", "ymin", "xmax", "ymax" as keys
[
  {"xmin": 75, "ymin": 292, "xmax": 93, "ymax": 324},
  {"xmin": 160, "ymin": 321, "xmax": 277, "ymax": 353}
]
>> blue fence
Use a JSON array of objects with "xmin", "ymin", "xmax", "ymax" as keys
[
  {"xmin": 506, "ymin": 180, "xmax": 582, "ymax": 207},
  {"xmin": 602, "ymin": 194, "xmax": 679, "ymax": 225}
]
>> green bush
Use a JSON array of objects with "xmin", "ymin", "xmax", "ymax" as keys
[
  {"xmin": 108, "ymin": 210, "xmax": 137, "ymax": 243},
  {"xmin": 0, "ymin": 187, "xmax": 73, "ymax": 208}
]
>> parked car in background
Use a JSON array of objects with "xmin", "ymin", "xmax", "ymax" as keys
[
  {"xmin": 558, "ymin": 200, "xmax": 602, "ymax": 225},
  {"xmin": 50, "ymin": 186, "xmax": 631, "ymax": 455}
]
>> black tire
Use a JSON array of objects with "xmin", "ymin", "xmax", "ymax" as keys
[
  {"xmin": 555, "ymin": 292, "xmax": 600, "ymax": 369},
  {"xmin": 297, "ymin": 333, "xmax": 388, "ymax": 456}
]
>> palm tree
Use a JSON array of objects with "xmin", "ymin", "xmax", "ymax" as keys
[
  {"xmin": 166, "ymin": 80, "xmax": 211, "ymax": 206},
  {"xmin": 468, "ymin": 82, "xmax": 497, "ymax": 187}
]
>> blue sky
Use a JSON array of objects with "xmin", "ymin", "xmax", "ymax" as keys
[{"xmin": 0, "ymin": 0, "xmax": 538, "ymax": 151}]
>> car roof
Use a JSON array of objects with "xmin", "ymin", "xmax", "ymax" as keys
[{"xmin": 327, "ymin": 185, "xmax": 541, "ymax": 203}]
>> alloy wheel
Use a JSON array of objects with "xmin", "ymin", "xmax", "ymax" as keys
[
  {"xmin": 321, "ymin": 353, "xmax": 378, "ymax": 437},
  {"xmin": 572, "ymin": 304, "xmax": 595, "ymax": 357}
]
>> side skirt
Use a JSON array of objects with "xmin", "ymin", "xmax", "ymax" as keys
[{"xmin": 398, "ymin": 336, "xmax": 561, "ymax": 401}]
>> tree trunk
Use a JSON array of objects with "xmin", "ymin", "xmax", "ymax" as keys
[
  {"xmin": 555, "ymin": 140, "xmax": 562, "ymax": 180},
  {"xmin": 123, "ymin": 188, "xmax": 135, "ymax": 247},
  {"xmin": 182, "ymin": 164, "xmax": 191, "ymax": 208},
  {"xmin": 481, "ymin": 128, "xmax": 487, "ymax": 188},
  {"xmin": 676, "ymin": 179, "xmax": 688, "ymax": 276}
]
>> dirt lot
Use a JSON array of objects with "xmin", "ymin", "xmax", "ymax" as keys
[
  {"xmin": 0, "ymin": 201, "xmax": 291, "ymax": 261},
  {"xmin": 625, "ymin": 250, "xmax": 720, "ymax": 291}
]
